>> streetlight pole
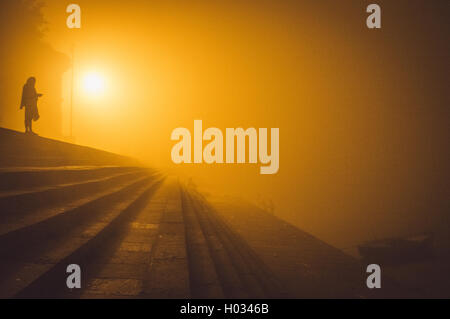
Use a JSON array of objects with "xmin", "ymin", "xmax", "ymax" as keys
[{"xmin": 70, "ymin": 44, "xmax": 74, "ymax": 139}]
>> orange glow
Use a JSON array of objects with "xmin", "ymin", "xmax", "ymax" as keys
[
  {"xmin": 82, "ymin": 72, "xmax": 105, "ymax": 96},
  {"xmin": 0, "ymin": 1, "xmax": 447, "ymax": 256}
]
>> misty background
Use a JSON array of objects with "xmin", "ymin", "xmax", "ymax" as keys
[{"xmin": 0, "ymin": 0, "xmax": 448, "ymax": 253}]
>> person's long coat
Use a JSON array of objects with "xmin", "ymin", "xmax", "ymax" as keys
[{"xmin": 20, "ymin": 84, "xmax": 40, "ymax": 121}]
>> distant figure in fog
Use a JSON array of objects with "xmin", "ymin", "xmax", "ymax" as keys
[{"xmin": 20, "ymin": 76, "xmax": 42, "ymax": 134}]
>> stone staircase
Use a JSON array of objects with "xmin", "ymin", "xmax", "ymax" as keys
[
  {"xmin": 0, "ymin": 127, "xmax": 414, "ymax": 298},
  {"xmin": 0, "ymin": 128, "xmax": 289, "ymax": 298},
  {"xmin": 0, "ymin": 164, "xmax": 286, "ymax": 298}
]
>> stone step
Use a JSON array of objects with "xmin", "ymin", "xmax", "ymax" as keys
[
  {"xmin": 0, "ymin": 173, "xmax": 154, "ymax": 238},
  {"xmin": 184, "ymin": 190, "xmax": 250, "ymax": 298},
  {"xmin": 180, "ymin": 186, "xmax": 224, "ymax": 298},
  {"xmin": 0, "ymin": 169, "xmax": 151, "ymax": 223},
  {"xmin": 0, "ymin": 127, "xmax": 138, "ymax": 167},
  {"xmin": 208, "ymin": 199, "xmax": 368, "ymax": 298},
  {"xmin": 139, "ymin": 178, "xmax": 190, "ymax": 299},
  {"xmin": 73, "ymin": 178, "xmax": 190, "ymax": 298},
  {"xmin": 195, "ymin": 194, "xmax": 288, "ymax": 298},
  {"xmin": 1, "ymin": 177, "xmax": 161, "ymax": 298},
  {"xmin": 0, "ymin": 166, "xmax": 143, "ymax": 192}
]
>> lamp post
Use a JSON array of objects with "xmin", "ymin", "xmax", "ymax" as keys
[
  {"xmin": 69, "ymin": 43, "xmax": 75, "ymax": 143},
  {"xmin": 70, "ymin": 45, "xmax": 73, "ymax": 138}
]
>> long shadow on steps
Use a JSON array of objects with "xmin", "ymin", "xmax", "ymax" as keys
[
  {"xmin": 0, "ymin": 176, "xmax": 161, "ymax": 298},
  {"xmin": 0, "ymin": 175, "xmax": 161, "ymax": 240},
  {"xmin": 196, "ymin": 195, "xmax": 289, "ymax": 299},
  {"xmin": 180, "ymin": 187, "xmax": 224, "ymax": 299},
  {"xmin": 185, "ymin": 191, "xmax": 251, "ymax": 298},
  {"xmin": 0, "ymin": 170, "xmax": 150, "ymax": 224},
  {"xmin": 14, "ymin": 178, "xmax": 165, "ymax": 299},
  {"xmin": 181, "ymin": 186, "xmax": 288, "ymax": 299},
  {"xmin": 0, "ymin": 176, "xmax": 155, "ymax": 288},
  {"xmin": 0, "ymin": 166, "xmax": 143, "ymax": 192}
]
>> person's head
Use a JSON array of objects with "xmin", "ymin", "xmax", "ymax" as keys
[{"xmin": 26, "ymin": 77, "xmax": 36, "ymax": 87}]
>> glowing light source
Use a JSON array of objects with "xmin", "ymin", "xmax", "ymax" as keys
[{"xmin": 83, "ymin": 72, "xmax": 105, "ymax": 95}]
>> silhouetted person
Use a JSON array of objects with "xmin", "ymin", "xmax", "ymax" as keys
[{"xmin": 20, "ymin": 77, "xmax": 42, "ymax": 134}]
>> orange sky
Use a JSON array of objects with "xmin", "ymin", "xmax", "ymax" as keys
[{"xmin": 37, "ymin": 0, "xmax": 449, "ymax": 250}]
